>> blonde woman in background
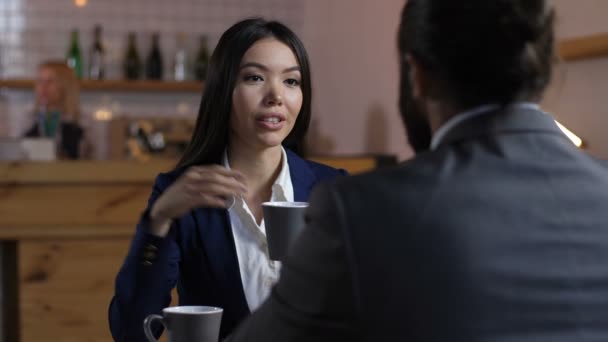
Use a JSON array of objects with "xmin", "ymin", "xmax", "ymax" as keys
[{"xmin": 23, "ymin": 60, "xmax": 92, "ymax": 159}]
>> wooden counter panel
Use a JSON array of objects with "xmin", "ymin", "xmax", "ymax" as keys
[
  {"xmin": 0, "ymin": 161, "xmax": 173, "ymax": 184},
  {"xmin": 0, "ymin": 156, "xmax": 394, "ymax": 341},
  {"xmin": 0, "ymin": 225, "xmax": 135, "ymax": 240},
  {"xmin": 0, "ymin": 155, "xmax": 387, "ymax": 185},
  {"xmin": 0, "ymin": 185, "xmax": 150, "ymax": 226},
  {"xmin": 19, "ymin": 238, "xmax": 130, "ymax": 342},
  {"xmin": 559, "ymin": 33, "xmax": 608, "ymax": 61},
  {"xmin": 311, "ymin": 156, "xmax": 378, "ymax": 174}
]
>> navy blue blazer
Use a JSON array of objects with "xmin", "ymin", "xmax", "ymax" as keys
[{"xmin": 108, "ymin": 149, "xmax": 346, "ymax": 341}]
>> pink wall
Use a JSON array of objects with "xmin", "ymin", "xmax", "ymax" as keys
[
  {"xmin": 552, "ymin": 0, "xmax": 608, "ymax": 38},
  {"xmin": 302, "ymin": 0, "xmax": 412, "ymax": 160},
  {"xmin": 543, "ymin": 0, "xmax": 608, "ymax": 158},
  {"xmin": 2, "ymin": 1, "xmax": 606, "ymax": 160},
  {"xmin": 303, "ymin": 0, "xmax": 608, "ymax": 160}
]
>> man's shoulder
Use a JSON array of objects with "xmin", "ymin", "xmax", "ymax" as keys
[
  {"xmin": 320, "ymin": 151, "xmax": 447, "ymax": 224},
  {"xmin": 333, "ymin": 150, "xmax": 444, "ymax": 193}
]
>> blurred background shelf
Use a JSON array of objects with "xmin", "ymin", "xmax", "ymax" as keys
[
  {"xmin": 559, "ymin": 32, "xmax": 608, "ymax": 61},
  {"xmin": 0, "ymin": 79, "xmax": 203, "ymax": 92}
]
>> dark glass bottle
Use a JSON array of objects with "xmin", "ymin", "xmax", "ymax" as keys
[
  {"xmin": 66, "ymin": 29, "xmax": 83, "ymax": 79},
  {"xmin": 194, "ymin": 35, "xmax": 209, "ymax": 81},
  {"xmin": 123, "ymin": 32, "xmax": 142, "ymax": 80},
  {"xmin": 88, "ymin": 24, "xmax": 105, "ymax": 80},
  {"xmin": 146, "ymin": 33, "xmax": 164, "ymax": 80}
]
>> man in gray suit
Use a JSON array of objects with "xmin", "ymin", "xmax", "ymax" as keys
[{"xmin": 228, "ymin": 0, "xmax": 608, "ymax": 341}]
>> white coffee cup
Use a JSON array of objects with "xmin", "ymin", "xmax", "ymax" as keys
[{"xmin": 143, "ymin": 306, "xmax": 223, "ymax": 342}]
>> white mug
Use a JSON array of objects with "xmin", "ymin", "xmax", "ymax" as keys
[{"xmin": 143, "ymin": 306, "xmax": 223, "ymax": 342}]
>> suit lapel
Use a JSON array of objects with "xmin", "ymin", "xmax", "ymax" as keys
[
  {"xmin": 286, "ymin": 149, "xmax": 317, "ymax": 202},
  {"xmin": 193, "ymin": 207, "xmax": 250, "ymax": 315},
  {"xmin": 191, "ymin": 151, "xmax": 317, "ymax": 316}
]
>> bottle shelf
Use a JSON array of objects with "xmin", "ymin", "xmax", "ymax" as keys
[
  {"xmin": 1, "ymin": 33, "xmax": 605, "ymax": 93},
  {"xmin": 559, "ymin": 33, "xmax": 608, "ymax": 61},
  {"xmin": 0, "ymin": 79, "xmax": 204, "ymax": 92}
]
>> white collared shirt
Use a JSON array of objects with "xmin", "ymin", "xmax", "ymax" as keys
[
  {"xmin": 430, "ymin": 102, "xmax": 541, "ymax": 150},
  {"xmin": 222, "ymin": 147, "xmax": 293, "ymax": 312}
]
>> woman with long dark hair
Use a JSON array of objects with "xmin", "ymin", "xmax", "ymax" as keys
[{"xmin": 108, "ymin": 18, "xmax": 346, "ymax": 341}]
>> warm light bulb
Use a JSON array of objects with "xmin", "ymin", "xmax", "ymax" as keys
[
  {"xmin": 555, "ymin": 120, "xmax": 583, "ymax": 148},
  {"xmin": 94, "ymin": 109, "xmax": 113, "ymax": 121},
  {"xmin": 75, "ymin": 0, "xmax": 87, "ymax": 8}
]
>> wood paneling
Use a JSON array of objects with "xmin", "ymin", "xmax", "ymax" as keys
[
  {"xmin": 0, "ymin": 225, "xmax": 134, "ymax": 240},
  {"xmin": 559, "ymin": 33, "xmax": 608, "ymax": 61},
  {"xmin": 0, "ymin": 185, "xmax": 149, "ymax": 227},
  {"xmin": 0, "ymin": 158, "xmax": 392, "ymax": 341},
  {"xmin": 0, "ymin": 156, "xmax": 383, "ymax": 186},
  {"xmin": 0, "ymin": 157, "xmax": 390, "ymax": 241},
  {"xmin": 310, "ymin": 156, "xmax": 379, "ymax": 174},
  {"xmin": 19, "ymin": 239, "xmax": 130, "ymax": 342},
  {"xmin": 0, "ymin": 160, "xmax": 173, "ymax": 184}
]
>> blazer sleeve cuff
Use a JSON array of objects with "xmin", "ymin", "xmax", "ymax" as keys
[{"xmin": 137, "ymin": 208, "xmax": 173, "ymax": 266}]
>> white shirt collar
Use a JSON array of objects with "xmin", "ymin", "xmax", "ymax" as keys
[
  {"xmin": 222, "ymin": 146, "xmax": 293, "ymax": 312},
  {"xmin": 271, "ymin": 147, "xmax": 293, "ymax": 202},
  {"xmin": 430, "ymin": 102, "xmax": 540, "ymax": 150},
  {"xmin": 222, "ymin": 146, "xmax": 293, "ymax": 205}
]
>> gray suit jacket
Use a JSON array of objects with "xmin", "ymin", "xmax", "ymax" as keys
[{"xmin": 228, "ymin": 106, "xmax": 608, "ymax": 341}]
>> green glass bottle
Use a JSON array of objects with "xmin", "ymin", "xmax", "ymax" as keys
[
  {"xmin": 124, "ymin": 32, "xmax": 142, "ymax": 80},
  {"xmin": 194, "ymin": 35, "xmax": 210, "ymax": 81},
  {"xmin": 66, "ymin": 29, "xmax": 83, "ymax": 79}
]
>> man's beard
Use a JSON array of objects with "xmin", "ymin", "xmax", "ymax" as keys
[{"xmin": 399, "ymin": 64, "xmax": 432, "ymax": 154}]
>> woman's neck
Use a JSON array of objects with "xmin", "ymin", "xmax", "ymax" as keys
[{"xmin": 227, "ymin": 143, "xmax": 283, "ymax": 198}]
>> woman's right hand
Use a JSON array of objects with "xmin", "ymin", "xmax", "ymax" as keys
[{"xmin": 148, "ymin": 165, "xmax": 247, "ymax": 237}]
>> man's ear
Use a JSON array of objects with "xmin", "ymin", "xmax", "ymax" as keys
[{"xmin": 405, "ymin": 54, "xmax": 427, "ymax": 101}]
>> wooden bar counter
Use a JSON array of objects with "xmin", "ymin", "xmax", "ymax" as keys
[{"xmin": 0, "ymin": 156, "xmax": 393, "ymax": 342}]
